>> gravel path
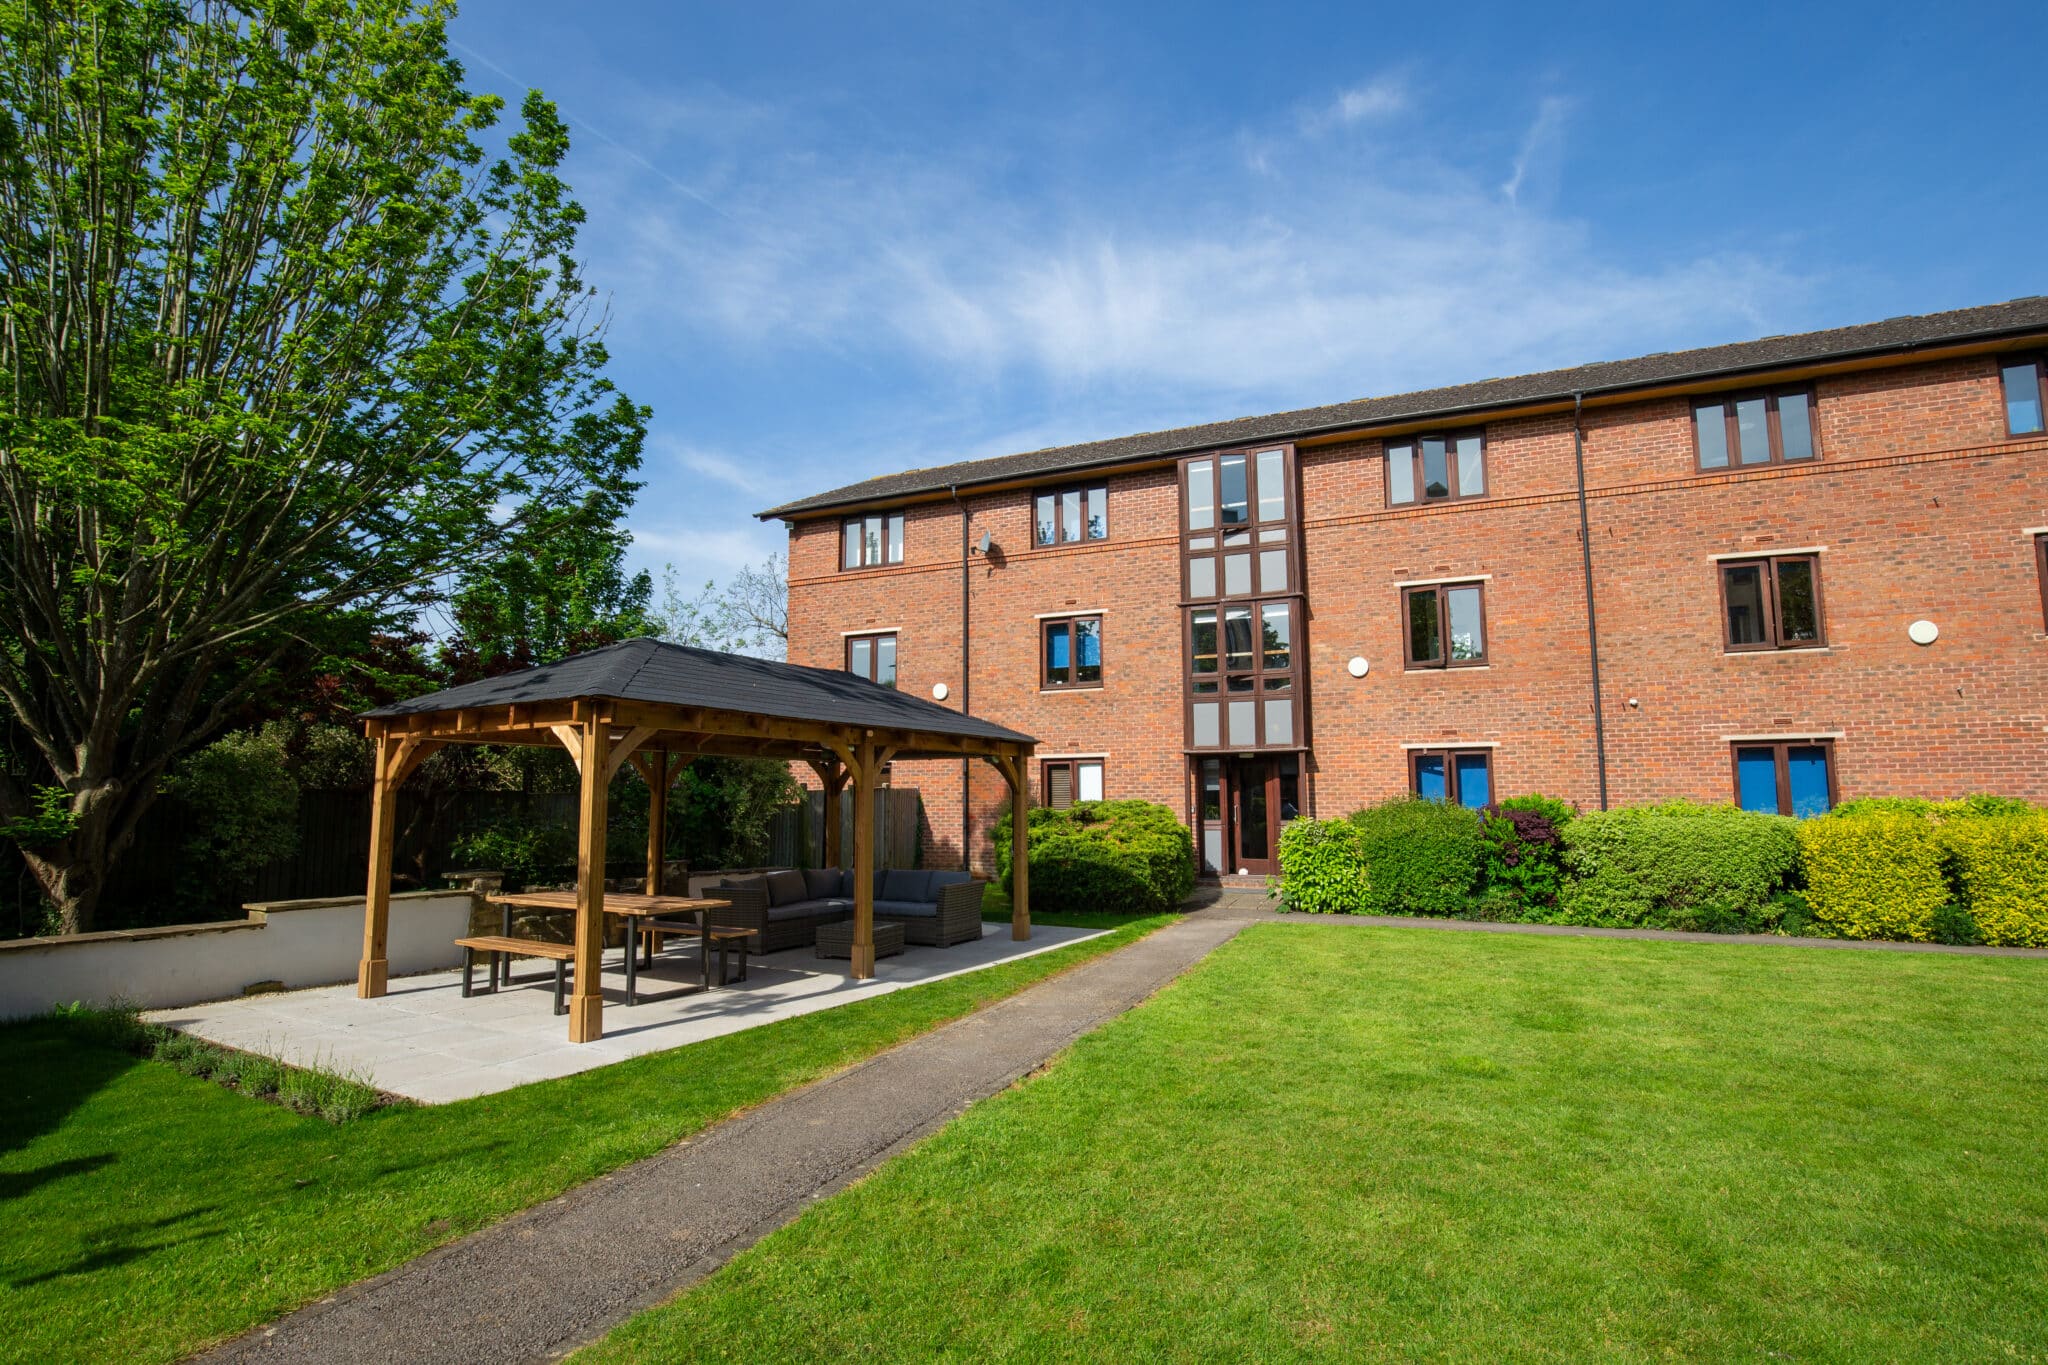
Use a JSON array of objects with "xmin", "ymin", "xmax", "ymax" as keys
[{"xmin": 195, "ymin": 908, "xmax": 1257, "ymax": 1364}]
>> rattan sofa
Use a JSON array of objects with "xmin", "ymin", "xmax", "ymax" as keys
[{"xmin": 706, "ymin": 868, "xmax": 985, "ymax": 953}]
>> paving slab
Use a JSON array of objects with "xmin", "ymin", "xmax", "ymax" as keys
[
  {"xmin": 194, "ymin": 909, "xmax": 1250, "ymax": 1364},
  {"xmin": 149, "ymin": 922, "xmax": 1106, "ymax": 1102}
]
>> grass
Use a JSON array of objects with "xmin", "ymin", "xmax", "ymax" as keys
[
  {"xmin": 583, "ymin": 924, "xmax": 2048, "ymax": 1363},
  {"xmin": 0, "ymin": 912, "xmax": 1173, "ymax": 1364}
]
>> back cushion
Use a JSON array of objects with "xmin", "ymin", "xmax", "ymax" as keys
[
  {"xmin": 882, "ymin": 868, "xmax": 931, "ymax": 902},
  {"xmin": 718, "ymin": 874, "xmax": 768, "ymax": 895},
  {"xmin": 803, "ymin": 867, "xmax": 841, "ymax": 900},
  {"xmin": 766, "ymin": 869, "xmax": 809, "ymax": 906},
  {"xmin": 927, "ymin": 871, "xmax": 972, "ymax": 892}
]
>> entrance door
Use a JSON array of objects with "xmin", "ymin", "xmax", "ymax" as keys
[{"xmin": 1196, "ymin": 755, "xmax": 1301, "ymax": 876}]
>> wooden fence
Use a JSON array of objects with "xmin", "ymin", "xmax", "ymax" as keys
[{"xmin": 765, "ymin": 788, "xmax": 924, "ymax": 870}]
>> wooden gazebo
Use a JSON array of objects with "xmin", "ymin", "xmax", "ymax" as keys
[{"xmin": 355, "ymin": 638, "xmax": 1037, "ymax": 1043}]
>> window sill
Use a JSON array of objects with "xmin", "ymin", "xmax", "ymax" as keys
[
  {"xmin": 1402, "ymin": 664, "xmax": 1492, "ymax": 673},
  {"xmin": 1039, "ymin": 686, "xmax": 1105, "ymax": 695},
  {"xmin": 1723, "ymin": 646, "xmax": 1831, "ymax": 656}
]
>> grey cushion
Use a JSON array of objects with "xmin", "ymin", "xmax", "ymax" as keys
[
  {"xmin": 803, "ymin": 867, "xmax": 841, "ymax": 899},
  {"xmin": 718, "ymin": 874, "xmax": 768, "ymax": 895},
  {"xmin": 873, "ymin": 899, "xmax": 938, "ymax": 918},
  {"xmin": 882, "ymin": 868, "xmax": 931, "ymax": 902},
  {"xmin": 765, "ymin": 870, "xmax": 808, "ymax": 906},
  {"xmin": 766, "ymin": 898, "xmax": 855, "ymax": 922},
  {"xmin": 927, "ymin": 871, "xmax": 973, "ymax": 891}
]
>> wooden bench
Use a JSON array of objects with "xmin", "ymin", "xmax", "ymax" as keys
[
  {"xmin": 631, "ymin": 920, "xmax": 752, "ymax": 1003},
  {"xmin": 456, "ymin": 935, "xmax": 577, "ymax": 1016}
]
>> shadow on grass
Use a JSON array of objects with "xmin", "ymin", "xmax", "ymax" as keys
[
  {"xmin": 0, "ymin": 1021, "xmax": 143, "ymax": 1156},
  {"xmin": 10, "ymin": 1203, "xmax": 222, "ymax": 1287},
  {"xmin": 0, "ymin": 1151, "xmax": 116, "ymax": 1199}
]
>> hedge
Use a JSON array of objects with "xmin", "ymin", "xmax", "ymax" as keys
[
  {"xmin": 1477, "ymin": 794, "xmax": 1575, "ymax": 913},
  {"xmin": 1347, "ymin": 797, "xmax": 1483, "ymax": 917},
  {"xmin": 1274, "ymin": 818, "xmax": 1370, "ymax": 914},
  {"xmin": 1941, "ymin": 811, "xmax": 2048, "ymax": 948},
  {"xmin": 1798, "ymin": 809, "xmax": 1948, "ymax": 942},
  {"xmin": 1550, "ymin": 801, "xmax": 1798, "ymax": 931},
  {"xmin": 992, "ymin": 799, "xmax": 1196, "ymax": 916}
]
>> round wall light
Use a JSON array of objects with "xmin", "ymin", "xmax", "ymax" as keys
[
  {"xmin": 1907, "ymin": 619, "xmax": 1939, "ymax": 646},
  {"xmin": 931, "ymin": 682, "xmax": 950, "ymax": 700},
  {"xmin": 1347, "ymin": 656, "xmax": 1370, "ymax": 678}
]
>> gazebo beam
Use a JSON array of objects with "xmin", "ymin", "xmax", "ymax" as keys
[{"xmin": 850, "ymin": 738, "xmax": 877, "ymax": 978}]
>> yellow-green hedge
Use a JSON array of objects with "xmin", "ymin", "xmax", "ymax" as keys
[
  {"xmin": 1941, "ymin": 812, "xmax": 2048, "ymax": 948},
  {"xmin": 1798, "ymin": 810, "xmax": 1948, "ymax": 941}
]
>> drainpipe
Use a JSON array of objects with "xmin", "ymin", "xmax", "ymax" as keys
[
  {"xmin": 1572, "ymin": 392, "xmax": 1611, "ymax": 810},
  {"xmin": 952, "ymin": 485, "xmax": 972, "ymax": 869}
]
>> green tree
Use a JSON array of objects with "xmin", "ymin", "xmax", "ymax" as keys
[
  {"xmin": 0, "ymin": 0, "xmax": 648, "ymax": 931},
  {"xmin": 439, "ymin": 510, "xmax": 656, "ymax": 681}
]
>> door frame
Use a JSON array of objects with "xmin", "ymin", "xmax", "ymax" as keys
[{"xmin": 1194, "ymin": 754, "xmax": 1301, "ymax": 876}]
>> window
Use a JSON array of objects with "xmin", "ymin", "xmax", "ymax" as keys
[
  {"xmin": 1403, "ymin": 582, "xmax": 1487, "ymax": 668},
  {"xmin": 1187, "ymin": 599, "xmax": 1297, "ymax": 748},
  {"xmin": 841, "ymin": 513, "xmax": 905, "ymax": 569},
  {"xmin": 1183, "ymin": 447, "xmax": 1290, "ymax": 530},
  {"xmin": 1041, "ymin": 759, "xmax": 1104, "ymax": 809},
  {"xmin": 1693, "ymin": 387, "xmax": 1817, "ymax": 469},
  {"xmin": 1042, "ymin": 615, "xmax": 1103, "ymax": 689},
  {"xmin": 1410, "ymin": 749, "xmax": 1493, "ymax": 809},
  {"xmin": 2002, "ymin": 356, "xmax": 2047, "ymax": 436},
  {"xmin": 1386, "ymin": 431, "xmax": 1485, "ymax": 505},
  {"xmin": 1033, "ymin": 484, "xmax": 1109, "ymax": 546},
  {"xmin": 2037, "ymin": 533, "xmax": 2048, "ymax": 630},
  {"xmin": 1732, "ymin": 741, "xmax": 1834, "ymax": 817},
  {"xmin": 1719, "ymin": 556, "xmax": 1823, "ymax": 651},
  {"xmin": 844, "ymin": 633, "xmax": 897, "ymax": 687}
]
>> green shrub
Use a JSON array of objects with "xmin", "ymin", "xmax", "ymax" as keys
[
  {"xmin": 993, "ymin": 800, "xmax": 1195, "ymax": 916},
  {"xmin": 1934, "ymin": 794, "xmax": 2037, "ymax": 820},
  {"xmin": 1347, "ymin": 797, "xmax": 1482, "ymax": 917},
  {"xmin": 1798, "ymin": 809, "xmax": 1949, "ymax": 941},
  {"xmin": 449, "ymin": 819, "xmax": 573, "ymax": 889},
  {"xmin": 1940, "ymin": 811, "xmax": 2048, "ymax": 948},
  {"xmin": 1476, "ymin": 794, "xmax": 1574, "ymax": 914},
  {"xmin": 1551, "ymin": 801, "xmax": 1797, "ymax": 930},
  {"xmin": 1274, "ymin": 819, "xmax": 1370, "ymax": 913}
]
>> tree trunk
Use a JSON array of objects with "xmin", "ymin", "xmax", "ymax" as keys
[{"xmin": 16, "ymin": 780, "xmax": 131, "ymax": 936}]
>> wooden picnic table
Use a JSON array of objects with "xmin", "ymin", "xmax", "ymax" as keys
[{"xmin": 484, "ymin": 890, "xmax": 736, "ymax": 1004}]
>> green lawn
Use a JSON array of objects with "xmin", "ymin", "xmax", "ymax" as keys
[
  {"xmin": 584, "ymin": 925, "xmax": 2048, "ymax": 1363},
  {"xmin": 0, "ymin": 912, "xmax": 1171, "ymax": 1365}
]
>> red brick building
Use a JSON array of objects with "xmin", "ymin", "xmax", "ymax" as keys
[{"xmin": 763, "ymin": 299, "xmax": 2048, "ymax": 876}]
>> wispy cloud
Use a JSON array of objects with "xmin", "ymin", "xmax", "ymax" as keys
[
  {"xmin": 1327, "ymin": 74, "xmax": 1411, "ymax": 126},
  {"xmin": 1502, "ymin": 95, "xmax": 1572, "ymax": 209},
  {"xmin": 651, "ymin": 436, "xmax": 780, "ymax": 498}
]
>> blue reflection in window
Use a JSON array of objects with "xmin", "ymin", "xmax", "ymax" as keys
[
  {"xmin": 1414, "ymin": 754, "xmax": 1447, "ymax": 802},
  {"xmin": 1079, "ymin": 625, "xmax": 1100, "ymax": 667},
  {"xmin": 1735, "ymin": 747, "xmax": 1780, "ymax": 813},
  {"xmin": 1454, "ymin": 754, "xmax": 1491, "ymax": 809},
  {"xmin": 1787, "ymin": 747, "xmax": 1831, "ymax": 818}
]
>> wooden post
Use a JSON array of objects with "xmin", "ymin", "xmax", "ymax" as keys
[
  {"xmin": 851, "ymin": 741, "xmax": 876, "ymax": 979},
  {"xmin": 1009, "ymin": 756, "xmax": 1031, "ymax": 942},
  {"xmin": 645, "ymin": 749, "xmax": 669, "ymax": 895},
  {"xmin": 823, "ymin": 764, "xmax": 846, "ymax": 869},
  {"xmin": 569, "ymin": 718, "xmax": 612, "ymax": 1043},
  {"xmin": 357, "ymin": 736, "xmax": 399, "ymax": 998}
]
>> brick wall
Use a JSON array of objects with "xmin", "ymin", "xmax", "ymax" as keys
[{"xmin": 784, "ymin": 353, "xmax": 2048, "ymax": 866}]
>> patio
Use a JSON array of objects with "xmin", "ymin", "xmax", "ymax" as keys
[{"xmin": 152, "ymin": 921, "xmax": 1105, "ymax": 1104}]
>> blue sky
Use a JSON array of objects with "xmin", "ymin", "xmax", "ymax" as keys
[{"xmin": 450, "ymin": 1, "xmax": 2048, "ymax": 591}]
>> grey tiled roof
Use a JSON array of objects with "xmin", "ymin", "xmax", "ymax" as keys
[
  {"xmin": 759, "ymin": 295, "xmax": 2048, "ymax": 519},
  {"xmin": 362, "ymin": 637, "xmax": 1033, "ymax": 745}
]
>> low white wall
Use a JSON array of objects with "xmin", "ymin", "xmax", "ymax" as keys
[{"xmin": 0, "ymin": 890, "xmax": 474, "ymax": 1018}]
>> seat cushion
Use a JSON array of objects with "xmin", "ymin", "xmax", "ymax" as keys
[
  {"xmin": 882, "ymin": 868, "xmax": 932, "ymax": 902},
  {"xmin": 765, "ymin": 869, "xmax": 808, "ymax": 906},
  {"xmin": 873, "ymin": 899, "xmax": 938, "ymax": 918},
  {"xmin": 803, "ymin": 867, "xmax": 841, "ymax": 899}
]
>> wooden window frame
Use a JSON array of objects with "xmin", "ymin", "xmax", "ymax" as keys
[
  {"xmin": 1179, "ymin": 446, "xmax": 1296, "ymax": 535},
  {"xmin": 1717, "ymin": 555, "xmax": 1825, "ymax": 652},
  {"xmin": 1728, "ymin": 739, "xmax": 1838, "ymax": 817},
  {"xmin": 1401, "ymin": 582, "xmax": 1489, "ymax": 669},
  {"xmin": 1691, "ymin": 386, "xmax": 1820, "ymax": 470},
  {"xmin": 844, "ymin": 631, "xmax": 898, "ymax": 687},
  {"xmin": 1384, "ymin": 429, "xmax": 1487, "ymax": 507},
  {"xmin": 1040, "ymin": 614, "xmax": 1105, "ymax": 690},
  {"xmin": 1040, "ymin": 758, "xmax": 1104, "ymax": 810},
  {"xmin": 1031, "ymin": 482, "xmax": 1111, "ymax": 548},
  {"xmin": 2036, "ymin": 533, "xmax": 2048, "ymax": 630},
  {"xmin": 839, "ymin": 513, "xmax": 905, "ymax": 570},
  {"xmin": 1408, "ymin": 748, "xmax": 1495, "ymax": 807},
  {"xmin": 2000, "ymin": 354, "xmax": 2048, "ymax": 438}
]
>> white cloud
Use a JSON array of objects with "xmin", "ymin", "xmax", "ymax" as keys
[
  {"xmin": 649, "ymin": 436, "xmax": 780, "ymax": 498},
  {"xmin": 1502, "ymin": 96, "xmax": 1572, "ymax": 209},
  {"xmin": 1330, "ymin": 75, "xmax": 1411, "ymax": 125}
]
